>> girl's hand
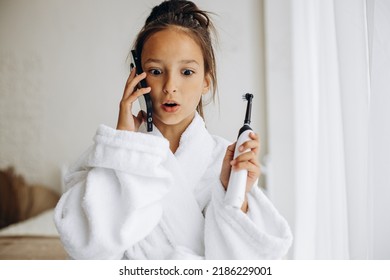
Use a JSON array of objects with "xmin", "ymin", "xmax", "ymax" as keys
[
  {"xmin": 116, "ymin": 67, "xmax": 151, "ymax": 132},
  {"xmin": 220, "ymin": 132, "xmax": 261, "ymax": 211}
]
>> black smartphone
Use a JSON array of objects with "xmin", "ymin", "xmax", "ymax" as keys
[{"xmin": 131, "ymin": 49, "xmax": 153, "ymax": 132}]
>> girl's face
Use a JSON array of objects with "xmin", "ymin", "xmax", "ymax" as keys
[{"xmin": 141, "ymin": 28, "xmax": 210, "ymax": 132}]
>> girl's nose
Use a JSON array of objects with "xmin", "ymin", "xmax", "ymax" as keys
[{"xmin": 163, "ymin": 73, "xmax": 178, "ymax": 94}]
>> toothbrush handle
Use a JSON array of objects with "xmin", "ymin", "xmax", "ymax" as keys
[{"xmin": 224, "ymin": 129, "xmax": 253, "ymax": 208}]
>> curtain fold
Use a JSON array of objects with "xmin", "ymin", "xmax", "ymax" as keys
[{"xmin": 368, "ymin": 0, "xmax": 390, "ymax": 259}]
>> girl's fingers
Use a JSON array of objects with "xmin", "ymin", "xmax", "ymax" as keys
[
  {"xmin": 232, "ymin": 160, "xmax": 260, "ymax": 174},
  {"xmin": 119, "ymin": 87, "xmax": 151, "ymax": 111},
  {"xmin": 117, "ymin": 68, "xmax": 151, "ymax": 132},
  {"xmin": 237, "ymin": 132, "xmax": 260, "ymax": 155},
  {"xmin": 220, "ymin": 143, "xmax": 237, "ymax": 189},
  {"xmin": 231, "ymin": 150, "xmax": 260, "ymax": 170},
  {"xmin": 231, "ymin": 159, "xmax": 260, "ymax": 172},
  {"xmin": 122, "ymin": 68, "xmax": 137, "ymax": 99},
  {"xmin": 231, "ymin": 151, "xmax": 255, "ymax": 164},
  {"xmin": 125, "ymin": 66, "xmax": 137, "ymax": 85},
  {"xmin": 225, "ymin": 143, "xmax": 236, "ymax": 159},
  {"xmin": 126, "ymin": 87, "xmax": 152, "ymax": 104},
  {"xmin": 122, "ymin": 70, "xmax": 148, "ymax": 100}
]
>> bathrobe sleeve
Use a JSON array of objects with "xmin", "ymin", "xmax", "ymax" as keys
[
  {"xmin": 54, "ymin": 125, "xmax": 173, "ymax": 259},
  {"xmin": 203, "ymin": 138, "xmax": 293, "ymax": 260}
]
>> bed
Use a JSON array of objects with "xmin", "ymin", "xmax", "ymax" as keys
[{"xmin": 0, "ymin": 209, "xmax": 68, "ymax": 260}]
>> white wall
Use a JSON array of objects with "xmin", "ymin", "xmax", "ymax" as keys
[{"xmin": 0, "ymin": 0, "xmax": 266, "ymax": 192}]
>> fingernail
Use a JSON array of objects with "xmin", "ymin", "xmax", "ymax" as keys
[{"xmin": 239, "ymin": 146, "xmax": 244, "ymax": 152}]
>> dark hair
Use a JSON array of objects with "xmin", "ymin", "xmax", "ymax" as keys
[{"xmin": 133, "ymin": 0, "xmax": 217, "ymax": 118}]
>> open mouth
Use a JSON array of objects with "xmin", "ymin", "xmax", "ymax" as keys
[{"xmin": 162, "ymin": 101, "xmax": 180, "ymax": 112}]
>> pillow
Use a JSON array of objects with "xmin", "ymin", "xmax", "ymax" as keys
[
  {"xmin": 0, "ymin": 167, "xmax": 59, "ymax": 229},
  {"xmin": 0, "ymin": 209, "xmax": 59, "ymax": 237}
]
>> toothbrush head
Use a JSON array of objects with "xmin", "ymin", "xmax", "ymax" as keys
[
  {"xmin": 242, "ymin": 93, "xmax": 254, "ymax": 101},
  {"xmin": 242, "ymin": 93, "xmax": 253, "ymax": 125}
]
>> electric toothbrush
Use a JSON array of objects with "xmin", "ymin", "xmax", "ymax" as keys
[{"xmin": 224, "ymin": 93, "xmax": 254, "ymax": 208}]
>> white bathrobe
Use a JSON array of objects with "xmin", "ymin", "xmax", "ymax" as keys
[{"xmin": 54, "ymin": 113, "xmax": 292, "ymax": 260}]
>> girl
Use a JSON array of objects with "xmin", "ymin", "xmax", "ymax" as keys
[{"xmin": 55, "ymin": 0, "xmax": 292, "ymax": 260}]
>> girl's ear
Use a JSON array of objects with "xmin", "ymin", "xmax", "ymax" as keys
[{"xmin": 202, "ymin": 74, "xmax": 211, "ymax": 95}]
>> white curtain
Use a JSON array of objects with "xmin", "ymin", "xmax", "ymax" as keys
[
  {"xmin": 366, "ymin": 0, "xmax": 390, "ymax": 259},
  {"xmin": 291, "ymin": 0, "xmax": 390, "ymax": 259}
]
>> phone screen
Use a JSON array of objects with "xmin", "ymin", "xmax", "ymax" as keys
[{"xmin": 131, "ymin": 50, "xmax": 153, "ymax": 132}]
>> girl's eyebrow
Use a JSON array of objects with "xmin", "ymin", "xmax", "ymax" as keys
[
  {"xmin": 144, "ymin": 58, "xmax": 163, "ymax": 65},
  {"xmin": 179, "ymin": 59, "xmax": 200, "ymax": 65},
  {"xmin": 144, "ymin": 58, "xmax": 200, "ymax": 65}
]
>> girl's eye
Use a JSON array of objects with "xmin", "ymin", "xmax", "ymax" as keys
[
  {"xmin": 149, "ymin": 69, "xmax": 162, "ymax": 75},
  {"xmin": 182, "ymin": 69, "xmax": 194, "ymax": 76}
]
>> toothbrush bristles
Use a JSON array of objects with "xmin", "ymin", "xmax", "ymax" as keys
[{"xmin": 242, "ymin": 93, "xmax": 253, "ymax": 101}]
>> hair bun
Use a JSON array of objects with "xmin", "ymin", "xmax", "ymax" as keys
[{"xmin": 145, "ymin": 0, "xmax": 210, "ymax": 29}]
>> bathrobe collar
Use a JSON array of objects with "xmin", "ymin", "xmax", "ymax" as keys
[
  {"xmin": 140, "ymin": 112, "xmax": 215, "ymax": 256},
  {"xmin": 145, "ymin": 112, "xmax": 215, "ymax": 192}
]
